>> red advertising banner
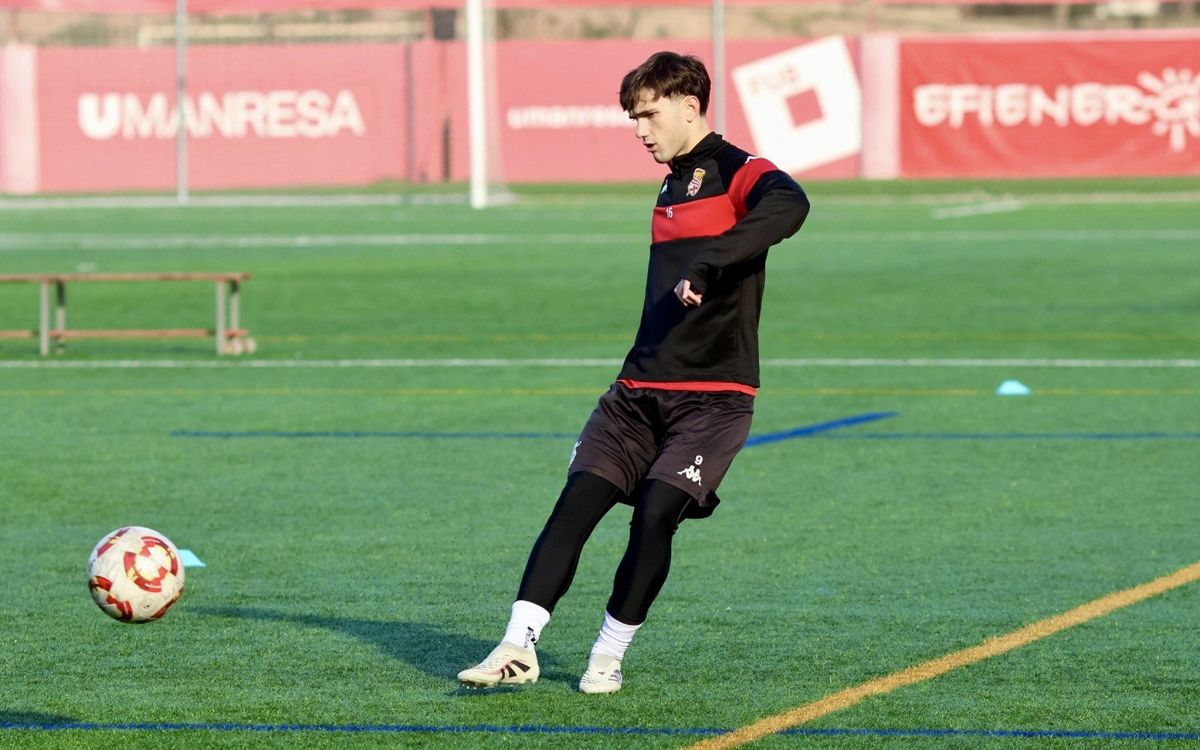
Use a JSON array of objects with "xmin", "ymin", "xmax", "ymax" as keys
[
  {"xmin": 0, "ymin": 0, "xmax": 831, "ymax": 12},
  {"xmin": 899, "ymin": 32, "xmax": 1200, "ymax": 178},
  {"xmin": 495, "ymin": 37, "xmax": 861, "ymax": 183},
  {"xmin": 36, "ymin": 44, "xmax": 409, "ymax": 192},
  {"xmin": 21, "ymin": 37, "xmax": 860, "ymax": 192},
  {"xmin": 1, "ymin": 0, "xmax": 434, "ymax": 11}
]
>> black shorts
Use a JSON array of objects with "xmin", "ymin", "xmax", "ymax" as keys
[{"xmin": 568, "ymin": 383, "xmax": 755, "ymax": 513}]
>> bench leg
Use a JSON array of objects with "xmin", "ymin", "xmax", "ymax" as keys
[
  {"xmin": 228, "ymin": 279, "xmax": 254, "ymax": 354},
  {"xmin": 38, "ymin": 281, "xmax": 49, "ymax": 356},
  {"xmin": 230, "ymin": 280, "xmax": 241, "ymax": 333},
  {"xmin": 55, "ymin": 281, "xmax": 67, "ymax": 354},
  {"xmin": 215, "ymin": 280, "xmax": 227, "ymax": 355}
]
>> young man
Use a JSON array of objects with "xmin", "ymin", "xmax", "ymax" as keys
[{"xmin": 458, "ymin": 51, "xmax": 809, "ymax": 693}]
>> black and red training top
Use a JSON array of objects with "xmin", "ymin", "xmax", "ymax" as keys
[{"xmin": 616, "ymin": 132, "xmax": 810, "ymax": 396}]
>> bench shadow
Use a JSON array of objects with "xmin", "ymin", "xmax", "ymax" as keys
[{"xmin": 195, "ymin": 606, "xmax": 571, "ymax": 690}]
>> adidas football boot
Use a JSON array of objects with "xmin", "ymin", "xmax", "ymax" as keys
[
  {"xmin": 457, "ymin": 641, "xmax": 539, "ymax": 688},
  {"xmin": 578, "ymin": 652, "xmax": 623, "ymax": 694}
]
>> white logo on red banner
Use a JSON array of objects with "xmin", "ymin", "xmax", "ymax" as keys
[
  {"xmin": 731, "ymin": 37, "xmax": 862, "ymax": 174},
  {"xmin": 506, "ymin": 105, "xmax": 632, "ymax": 130},
  {"xmin": 913, "ymin": 67, "xmax": 1199, "ymax": 153},
  {"xmin": 78, "ymin": 89, "xmax": 366, "ymax": 141}
]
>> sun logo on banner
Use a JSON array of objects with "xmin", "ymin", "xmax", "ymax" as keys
[{"xmin": 1138, "ymin": 68, "xmax": 1200, "ymax": 153}]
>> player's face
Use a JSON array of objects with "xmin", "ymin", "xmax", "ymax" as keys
[{"xmin": 629, "ymin": 90, "xmax": 698, "ymax": 164}]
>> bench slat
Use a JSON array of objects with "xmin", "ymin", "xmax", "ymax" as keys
[{"xmin": 0, "ymin": 272, "xmax": 251, "ymax": 283}]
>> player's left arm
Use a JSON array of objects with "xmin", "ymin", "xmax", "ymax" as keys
[{"xmin": 680, "ymin": 164, "xmax": 809, "ymax": 297}]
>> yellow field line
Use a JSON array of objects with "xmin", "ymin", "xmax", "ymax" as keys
[{"xmin": 683, "ymin": 560, "xmax": 1200, "ymax": 750}]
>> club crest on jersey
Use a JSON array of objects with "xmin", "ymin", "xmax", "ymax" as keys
[{"xmin": 686, "ymin": 168, "xmax": 706, "ymax": 197}]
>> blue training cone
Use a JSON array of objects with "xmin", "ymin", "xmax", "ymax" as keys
[
  {"xmin": 996, "ymin": 380, "xmax": 1032, "ymax": 396},
  {"xmin": 178, "ymin": 549, "xmax": 207, "ymax": 568}
]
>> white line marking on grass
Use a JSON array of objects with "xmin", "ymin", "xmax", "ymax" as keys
[
  {"xmin": 826, "ymin": 190, "xmax": 1200, "ymax": 207},
  {"xmin": 0, "ymin": 358, "xmax": 624, "ymax": 369},
  {"xmin": 4, "ymin": 190, "xmax": 1200, "ymax": 211},
  {"xmin": 805, "ymin": 228, "xmax": 1200, "ymax": 243},
  {"xmin": 931, "ymin": 199, "xmax": 1025, "ymax": 220},
  {"xmin": 2, "ymin": 227, "xmax": 1199, "ymax": 252},
  {"xmin": 0, "ymin": 194, "xmax": 469, "ymax": 210},
  {"xmin": 0, "ymin": 233, "xmax": 643, "ymax": 251},
  {"xmin": 2, "ymin": 358, "xmax": 1199, "ymax": 370},
  {"xmin": 684, "ymin": 559, "xmax": 1200, "ymax": 750},
  {"xmin": 766, "ymin": 358, "xmax": 1200, "ymax": 368}
]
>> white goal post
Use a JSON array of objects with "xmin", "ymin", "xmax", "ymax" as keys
[{"xmin": 466, "ymin": 0, "xmax": 488, "ymax": 209}]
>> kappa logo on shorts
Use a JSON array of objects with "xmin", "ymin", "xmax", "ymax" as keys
[{"xmin": 677, "ymin": 454, "xmax": 704, "ymax": 485}]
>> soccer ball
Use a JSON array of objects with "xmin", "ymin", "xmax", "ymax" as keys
[{"xmin": 87, "ymin": 527, "xmax": 185, "ymax": 623}]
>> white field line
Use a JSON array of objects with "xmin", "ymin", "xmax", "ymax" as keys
[
  {"xmin": 805, "ymin": 228, "xmax": 1200, "ymax": 242},
  {"xmin": 0, "ymin": 194, "xmax": 469, "ymax": 210},
  {"xmin": 931, "ymin": 198, "xmax": 1025, "ymax": 220},
  {"xmin": 3, "ymin": 190, "xmax": 1200, "ymax": 210},
  {"xmin": 1, "ymin": 358, "xmax": 1198, "ymax": 370},
  {"xmin": 0, "ymin": 233, "xmax": 643, "ymax": 250},
  {"xmin": 828, "ymin": 190, "xmax": 1200, "ymax": 207},
  {"xmin": 767, "ymin": 358, "xmax": 1200, "ymax": 368},
  {"xmin": 2, "ymin": 227, "xmax": 1200, "ymax": 252}
]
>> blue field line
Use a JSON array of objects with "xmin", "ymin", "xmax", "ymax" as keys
[
  {"xmin": 170, "ymin": 412, "xmax": 898, "ymax": 446},
  {"xmin": 2, "ymin": 721, "xmax": 1196, "ymax": 742},
  {"xmin": 742, "ymin": 411, "xmax": 898, "ymax": 447}
]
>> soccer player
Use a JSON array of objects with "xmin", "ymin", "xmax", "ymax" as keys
[{"xmin": 458, "ymin": 51, "xmax": 809, "ymax": 693}]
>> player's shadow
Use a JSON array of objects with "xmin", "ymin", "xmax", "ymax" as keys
[
  {"xmin": 196, "ymin": 606, "xmax": 569, "ymax": 689},
  {"xmin": 0, "ymin": 710, "xmax": 78, "ymax": 726}
]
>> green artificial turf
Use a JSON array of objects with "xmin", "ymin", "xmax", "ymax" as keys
[{"xmin": 0, "ymin": 178, "xmax": 1197, "ymax": 748}]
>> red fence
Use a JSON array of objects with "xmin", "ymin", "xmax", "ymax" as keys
[{"xmin": 1, "ymin": 31, "xmax": 1198, "ymax": 192}]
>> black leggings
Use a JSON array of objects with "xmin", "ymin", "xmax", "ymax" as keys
[{"xmin": 516, "ymin": 472, "xmax": 693, "ymax": 625}]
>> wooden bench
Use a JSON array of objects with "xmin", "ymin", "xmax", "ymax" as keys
[{"xmin": 0, "ymin": 272, "xmax": 254, "ymax": 356}]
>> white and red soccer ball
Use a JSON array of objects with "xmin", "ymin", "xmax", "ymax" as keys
[{"xmin": 87, "ymin": 526, "xmax": 185, "ymax": 623}]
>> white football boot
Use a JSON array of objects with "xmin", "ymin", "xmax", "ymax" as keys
[
  {"xmin": 578, "ymin": 652, "xmax": 623, "ymax": 694},
  {"xmin": 457, "ymin": 642, "xmax": 539, "ymax": 688}
]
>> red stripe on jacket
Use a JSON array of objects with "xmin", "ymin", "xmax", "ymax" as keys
[
  {"xmin": 726, "ymin": 156, "xmax": 778, "ymax": 218},
  {"xmin": 651, "ymin": 195, "xmax": 736, "ymax": 245},
  {"xmin": 617, "ymin": 378, "xmax": 758, "ymax": 397},
  {"xmin": 649, "ymin": 157, "xmax": 780, "ymax": 245}
]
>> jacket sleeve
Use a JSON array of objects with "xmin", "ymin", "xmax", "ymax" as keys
[{"xmin": 681, "ymin": 170, "xmax": 809, "ymax": 295}]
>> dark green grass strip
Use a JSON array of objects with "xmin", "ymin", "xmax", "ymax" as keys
[{"xmin": 1, "ymin": 721, "xmax": 1196, "ymax": 742}]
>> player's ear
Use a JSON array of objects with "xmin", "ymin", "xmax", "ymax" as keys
[{"xmin": 683, "ymin": 95, "xmax": 700, "ymax": 122}]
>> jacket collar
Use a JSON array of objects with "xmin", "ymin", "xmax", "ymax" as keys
[{"xmin": 669, "ymin": 131, "xmax": 723, "ymax": 177}]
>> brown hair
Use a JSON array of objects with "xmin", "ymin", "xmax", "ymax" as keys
[{"xmin": 619, "ymin": 52, "xmax": 711, "ymax": 115}]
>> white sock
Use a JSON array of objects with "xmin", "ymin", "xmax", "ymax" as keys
[
  {"xmin": 590, "ymin": 610, "xmax": 642, "ymax": 661},
  {"xmin": 502, "ymin": 600, "xmax": 550, "ymax": 650}
]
